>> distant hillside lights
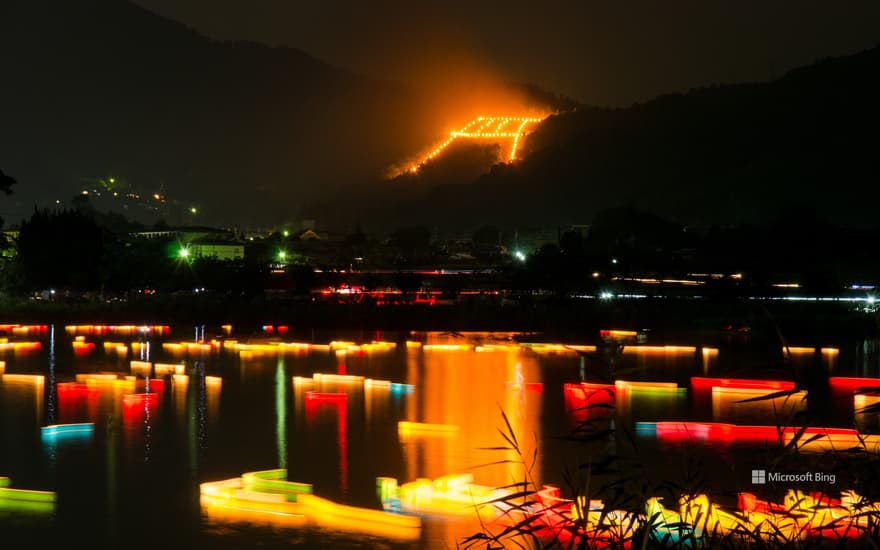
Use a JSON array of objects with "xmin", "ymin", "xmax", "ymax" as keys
[{"xmin": 408, "ymin": 115, "xmax": 545, "ymax": 174}]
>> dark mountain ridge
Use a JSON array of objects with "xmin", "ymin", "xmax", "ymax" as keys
[
  {"xmin": 367, "ymin": 45, "xmax": 880, "ymax": 230},
  {"xmin": 0, "ymin": 0, "xmax": 558, "ymax": 226}
]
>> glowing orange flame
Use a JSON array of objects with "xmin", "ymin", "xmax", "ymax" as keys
[{"xmin": 409, "ymin": 115, "xmax": 544, "ymax": 174}]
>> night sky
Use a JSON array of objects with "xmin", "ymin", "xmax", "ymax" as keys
[
  {"xmin": 133, "ymin": 0, "xmax": 880, "ymax": 106},
  {"xmin": 3, "ymin": 0, "xmax": 880, "ymax": 227}
]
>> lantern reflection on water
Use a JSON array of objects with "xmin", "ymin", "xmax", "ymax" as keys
[
  {"xmin": 1, "ymin": 373, "xmax": 45, "ymax": 421},
  {"xmin": 623, "ymin": 345, "xmax": 697, "ymax": 354},
  {"xmin": 41, "ymin": 423, "xmax": 95, "ymax": 455},
  {"xmin": 830, "ymin": 377, "xmax": 880, "ymax": 393},
  {"xmin": 155, "ymin": 362, "xmax": 185, "ymax": 376},
  {"xmin": 72, "ymin": 340, "xmax": 95, "ymax": 355},
  {"xmin": 65, "ymin": 325, "xmax": 170, "ymax": 336},
  {"xmin": 710, "ymin": 387, "xmax": 807, "ymax": 423},
  {"xmin": 700, "ymin": 347, "xmax": 719, "ymax": 373},
  {"xmin": 312, "ymin": 373, "xmax": 364, "ymax": 385},
  {"xmin": 691, "ymin": 377, "xmax": 796, "ymax": 392},
  {"xmin": 636, "ymin": 421, "xmax": 780, "ymax": 443},
  {"xmin": 854, "ymin": 393, "xmax": 880, "ymax": 412},
  {"xmin": 200, "ymin": 470, "xmax": 420, "ymax": 540},
  {"xmin": 163, "ymin": 342, "xmax": 212, "ymax": 355},
  {"xmin": 241, "ymin": 469, "xmax": 312, "ymax": 500},
  {"xmin": 782, "ymin": 428, "xmax": 880, "ymax": 452},
  {"xmin": 0, "ymin": 477, "xmax": 56, "ymax": 514},
  {"xmin": 364, "ymin": 380, "xmax": 390, "ymax": 425},
  {"xmin": 0, "ymin": 340, "xmax": 41, "ymax": 353},
  {"xmin": 103, "ymin": 341, "xmax": 128, "ymax": 354},
  {"xmin": 423, "ymin": 343, "xmax": 472, "ymax": 351},
  {"xmin": 377, "ymin": 473, "xmax": 509, "ymax": 519},
  {"xmin": 637, "ymin": 421, "xmax": 880, "ymax": 452},
  {"xmin": 136, "ymin": 377, "xmax": 164, "ymax": 395},
  {"xmin": 56, "ymin": 382, "xmax": 98, "ymax": 421},
  {"xmin": 122, "ymin": 393, "xmax": 159, "ymax": 446},
  {"xmin": 615, "ymin": 380, "xmax": 679, "ymax": 391},
  {"xmin": 522, "ymin": 343, "xmax": 574, "ymax": 354},
  {"xmin": 390, "ymin": 383, "xmax": 415, "ymax": 394},
  {"xmin": 130, "ymin": 360, "xmax": 151, "ymax": 376},
  {"xmin": 398, "ymin": 421, "xmax": 459, "ymax": 439},
  {"xmin": 304, "ymin": 390, "xmax": 348, "ymax": 490},
  {"xmin": 691, "ymin": 376, "xmax": 801, "ymax": 420},
  {"xmin": 364, "ymin": 378, "xmax": 391, "ymax": 389},
  {"xmin": 41, "ymin": 423, "xmax": 94, "ymax": 439},
  {"xmin": 0, "ymin": 324, "xmax": 48, "ymax": 337},
  {"xmin": 614, "ymin": 380, "xmax": 686, "ymax": 423},
  {"xmin": 278, "ymin": 341, "xmax": 311, "ymax": 353},
  {"xmin": 75, "ymin": 374, "xmax": 136, "ymax": 393},
  {"xmin": 1, "ymin": 373, "xmax": 45, "ymax": 385},
  {"xmin": 474, "ymin": 343, "xmax": 520, "ymax": 353},
  {"xmin": 735, "ymin": 491, "xmax": 864, "ymax": 539},
  {"xmin": 563, "ymin": 383, "xmax": 615, "ymax": 423}
]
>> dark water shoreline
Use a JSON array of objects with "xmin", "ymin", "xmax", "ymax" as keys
[{"xmin": 0, "ymin": 296, "xmax": 875, "ymax": 344}]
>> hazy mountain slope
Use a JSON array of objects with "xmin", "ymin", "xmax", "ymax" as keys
[
  {"xmin": 377, "ymin": 45, "xmax": 880, "ymax": 229},
  {"xmin": 0, "ymin": 0, "xmax": 443, "ymax": 224}
]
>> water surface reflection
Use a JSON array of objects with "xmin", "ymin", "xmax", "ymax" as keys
[{"xmin": 0, "ymin": 327, "xmax": 877, "ymax": 548}]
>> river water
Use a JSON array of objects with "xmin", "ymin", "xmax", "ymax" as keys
[{"xmin": 0, "ymin": 324, "xmax": 878, "ymax": 549}]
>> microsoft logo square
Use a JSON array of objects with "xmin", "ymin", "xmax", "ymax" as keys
[{"xmin": 751, "ymin": 470, "xmax": 766, "ymax": 484}]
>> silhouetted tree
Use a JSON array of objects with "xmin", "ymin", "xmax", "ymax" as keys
[
  {"xmin": 559, "ymin": 230, "xmax": 585, "ymax": 256},
  {"xmin": 101, "ymin": 236, "xmax": 173, "ymax": 293},
  {"xmin": 70, "ymin": 193, "xmax": 95, "ymax": 215},
  {"xmin": 0, "ymin": 170, "xmax": 15, "ymax": 196},
  {"xmin": 0, "ymin": 169, "xmax": 15, "ymax": 237},
  {"xmin": 16, "ymin": 209, "xmax": 106, "ymax": 290},
  {"xmin": 342, "ymin": 224, "xmax": 369, "ymax": 262},
  {"xmin": 472, "ymin": 225, "xmax": 502, "ymax": 261},
  {"xmin": 389, "ymin": 226, "xmax": 431, "ymax": 263}
]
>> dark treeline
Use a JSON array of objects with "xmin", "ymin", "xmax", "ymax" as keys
[
  {"xmin": 2, "ymin": 201, "xmax": 878, "ymax": 301},
  {"xmin": 1, "ymin": 206, "xmax": 312, "ymax": 297},
  {"xmin": 500, "ymin": 205, "xmax": 880, "ymax": 297}
]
